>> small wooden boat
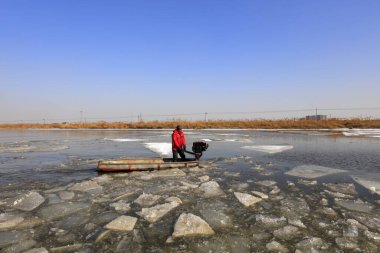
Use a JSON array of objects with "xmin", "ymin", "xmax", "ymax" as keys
[{"xmin": 97, "ymin": 157, "xmax": 199, "ymax": 172}]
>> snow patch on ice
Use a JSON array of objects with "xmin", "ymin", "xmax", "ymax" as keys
[
  {"xmin": 201, "ymin": 139, "xmax": 213, "ymax": 142},
  {"xmin": 241, "ymin": 145, "xmax": 293, "ymax": 154},
  {"xmin": 144, "ymin": 143, "xmax": 172, "ymax": 157},
  {"xmin": 105, "ymin": 138, "xmax": 144, "ymax": 142}
]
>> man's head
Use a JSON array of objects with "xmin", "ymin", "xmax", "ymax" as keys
[{"xmin": 176, "ymin": 125, "xmax": 182, "ymax": 131}]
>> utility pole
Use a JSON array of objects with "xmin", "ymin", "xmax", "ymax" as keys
[
  {"xmin": 315, "ymin": 107, "xmax": 318, "ymax": 120},
  {"xmin": 204, "ymin": 112, "xmax": 208, "ymax": 122}
]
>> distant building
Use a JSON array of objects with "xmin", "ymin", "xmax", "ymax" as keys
[{"xmin": 305, "ymin": 115, "xmax": 327, "ymax": 120}]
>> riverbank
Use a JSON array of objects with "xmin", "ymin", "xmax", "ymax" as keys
[{"xmin": 1, "ymin": 118, "xmax": 380, "ymax": 130}]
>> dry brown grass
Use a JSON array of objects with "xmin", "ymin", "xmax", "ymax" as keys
[{"xmin": 1, "ymin": 118, "xmax": 380, "ymax": 129}]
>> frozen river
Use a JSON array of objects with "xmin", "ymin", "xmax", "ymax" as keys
[
  {"xmin": 0, "ymin": 129, "xmax": 380, "ymax": 252},
  {"xmin": 1, "ymin": 129, "xmax": 380, "ymax": 185}
]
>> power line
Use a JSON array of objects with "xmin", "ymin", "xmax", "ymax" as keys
[{"xmin": 318, "ymin": 107, "xmax": 380, "ymax": 111}]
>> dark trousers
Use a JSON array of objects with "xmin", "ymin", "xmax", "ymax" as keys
[{"xmin": 173, "ymin": 148, "xmax": 186, "ymax": 162}]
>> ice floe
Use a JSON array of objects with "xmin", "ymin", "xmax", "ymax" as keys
[
  {"xmin": 323, "ymin": 183, "xmax": 358, "ymax": 196},
  {"xmin": 0, "ymin": 213, "xmax": 24, "ymax": 230},
  {"xmin": 351, "ymin": 175, "xmax": 380, "ymax": 195},
  {"xmin": 296, "ymin": 237, "xmax": 325, "ymax": 252},
  {"xmin": 137, "ymin": 201, "xmax": 180, "ymax": 223},
  {"xmin": 104, "ymin": 138, "xmax": 144, "ymax": 142},
  {"xmin": 273, "ymin": 225, "xmax": 301, "ymax": 240},
  {"xmin": 255, "ymin": 215, "xmax": 287, "ymax": 228},
  {"xmin": 38, "ymin": 202, "xmax": 91, "ymax": 221},
  {"xmin": 241, "ymin": 145, "xmax": 293, "ymax": 154},
  {"xmin": 11, "ymin": 191, "xmax": 45, "ymax": 211},
  {"xmin": 234, "ymin": 192, "xmax": 262, "ymax": 207},
  {"xmin": 143, "ymin": 142, "xmax": 172, "ymax": 156},
  {"xmin": 342, "ymin": 129, "xmax": 380, "ymax": 138},
  {"xmin": 198, "ymin": 181, "xmax": 225, "ymax": 198},
  {"xmin": 266, "ymin": 241, "xmax": 288, "ymax": 253},
  {"xmin": 255, "ymin": 180, "xmax": 277, "ymax": 187},
  {"xmin": 104, "ymin": 215, "xmax": 137, "ymax": 231},
  {"xmin": 286, "ymin": 164, "xmax": 345, "ymax": 179},
  {"xmin": 335, "ymin": 199, "xmax": 374, "ymax": 213},
  {"xmin": 0, "ymin": 141, "xmax": 69, "ymax": 153},
  {"xmin": 201, "ymin": 138, "xmax": 252, "ymax": 143},
  {"xmin": 134, "ymin": 193, "xmax": 161, "ymax": 207},
  {"xmin": 69, "ymin": 180, "xmax": 103, "ymax": 194},
  {"xmin": 197, "ymin": 200, "xmax": 233, "ymax": 229},
  {"xmin": 217, "ymin": 133, "xmax": 245, "ymax": 136},
  {"xmin": 172, "ymin": 213, "xmax": 215, "ymax": 238},
  {"xmin": 24, "ymin": 247, "xmax": 48, "ymax": 253},
  {"xmin": 109, "ymin": 200, "xmax": 131, "ymax": 212}
]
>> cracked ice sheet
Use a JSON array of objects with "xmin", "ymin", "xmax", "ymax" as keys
[
  {"xmin": 286, "ymin": 165, "xmax": 345, "ymax": 179},
  {"xmin": 241, "ymin": 145, "xmax": 293, "ymax": 154},
  {"xmin": 351, "ymin": 175, "xmax": 380, "ymax": 196},
  {"xmin": 144, "ymin": 143, "xmax": 172, "ymax": 157}
]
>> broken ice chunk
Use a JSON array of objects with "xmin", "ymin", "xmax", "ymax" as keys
[
  {"xmin": 172, "ymin": 213, "xmax": 215, "ymax": 238},
  {"xmin": 234, "ymin": 192, "xmax": 262, "ymax": 207},
  {"xmin": 134, "ymin": 193, "xmax": 161, "ymax": 207}
]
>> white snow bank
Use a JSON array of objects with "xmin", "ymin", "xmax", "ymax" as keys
[
  {"xmin": 342, "ymin": 129, "xmax": 380, "ymax": 138},
  {"xmin": 351, "ymin": 175, "xmax": 380, "ymax": 196},
  {"xmin": 105, "ymin": 138, "xmax": 145, "ymax": 142},
  {"xmin": 286, "ymin": 165, "xmax": 345, "ymax": 179},
  {"xmin": 144, "ymin": 143, "xmax": 172, "ymax": 157},
  {"xmin": 241, "ymin": 145, "xmax": 293, "ymax": 154}
]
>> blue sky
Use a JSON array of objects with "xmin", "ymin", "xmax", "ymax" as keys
[{"xmin": 1, "ymin": 1, "xmax": 380, "ymax": 122}]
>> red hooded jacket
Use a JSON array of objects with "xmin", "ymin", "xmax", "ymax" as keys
[{"xmin": 172, "ymin": 129, "xmax": 186, "ymax": 150}]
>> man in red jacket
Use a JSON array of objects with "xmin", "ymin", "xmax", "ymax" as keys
[{"xmin": 172, "ymin": 125, "xmax": 186, "ymax": 162}]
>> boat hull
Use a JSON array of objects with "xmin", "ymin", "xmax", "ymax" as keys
[{"xmin": 97, "ymin": 157, "xmax": 199, "ymax": 172}]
